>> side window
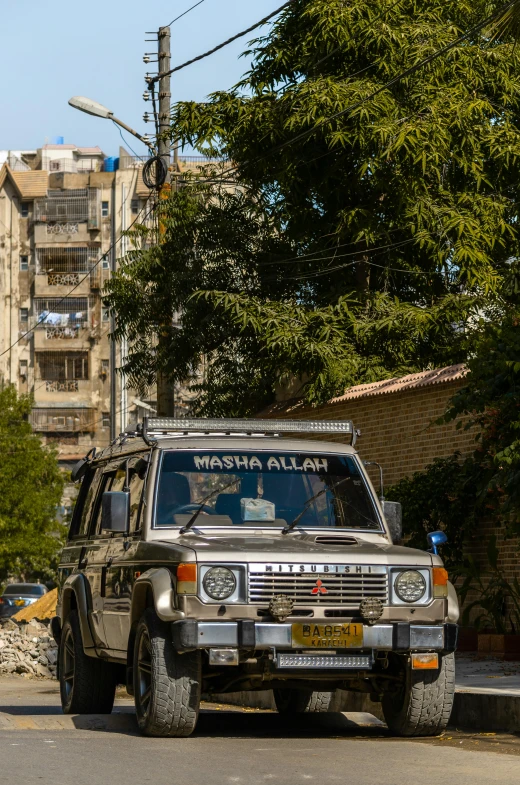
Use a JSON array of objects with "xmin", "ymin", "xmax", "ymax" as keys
[
  {"xmin": 89, "ymin": 458, "xmax": 147, "ymax": 536},
  {"xmin": 128, "ymin": 461, "xmax": 146, "ymax": 533},
  {"xmin": 90, "ymin": 468, "xmax": 125, "ymax": 536},
  {"xmin": 70, "ymin": 469, "xmax": 102, "ymax": 539}
]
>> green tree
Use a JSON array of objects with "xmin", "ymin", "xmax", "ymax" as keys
[
  {"xmin": 0, "ymin": 386, "xmax": 65, "ymax": 584},
  {"xmin": 106, "ymin": 0, "xmax": 520, "ymax": 414}
]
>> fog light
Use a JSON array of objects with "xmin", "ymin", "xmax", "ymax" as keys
[
  {"xmin": 209, "ymin": 648, "xmax": 239, "ymax": 666},
  {"xmin": 360, "ymin": 597, "xmax": 384, "ymax": 625},
  {"xmin": 411, "ymin": 653, "xmax": 439, "ymax": 670}
]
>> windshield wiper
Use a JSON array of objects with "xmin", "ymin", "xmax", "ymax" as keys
[
  {"xmin": 179, "ymin": 478, "xmax": 240, "ymax": 534},
  {"xmin": 281, "ymin": 478, "xmax": 349, "ymax": 535}
]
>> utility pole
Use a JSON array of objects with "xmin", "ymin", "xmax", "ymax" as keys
[
  {"xmin": 156, "ymin": 24, "xmax": 175, "ymax": 417},
  {"xmin": 110, "ymin": 177, "xmax": 117, "ymax": 441}
]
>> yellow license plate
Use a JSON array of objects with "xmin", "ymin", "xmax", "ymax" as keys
[
  {"xmin": 14, "ymin": 600, "xmax": 25, "ymax": 606},
  {"xmin": 292, "ymin": 623, "xmax": 363, "ymax": 649}
]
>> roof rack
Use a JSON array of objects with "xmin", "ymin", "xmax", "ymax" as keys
[{"xmin": 142, "ymin": 417, "xmax": 358, "ymax": 446}]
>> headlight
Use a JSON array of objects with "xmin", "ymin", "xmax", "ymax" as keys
[
  {"xmin": 203, "ymin": 567, "xmax": 236, "ymax": 600},
  {"xmin": 394, "ymin": 570, "xmax": 427, "ymax": 603}
]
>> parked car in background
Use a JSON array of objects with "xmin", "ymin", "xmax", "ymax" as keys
[{"xmin": 0, "ymin": 584, "xmax": 47, "ymax": 618}]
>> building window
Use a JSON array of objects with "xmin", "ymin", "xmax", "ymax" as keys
[
  {"xmin": 21, "ymin": 203, "xmax": 30, "ymax": 218},
  {"xmin": 102, "ymin": 307, "xmax": 110, "ymax": 323},
  {"xmin": 102, "ymin": 254, "xmax": 110, "ymax": 270},
  {"xmin": 101, "ymin": 201, "xmax": 109, "ymax": 217},
  {"xmin": 20, "ymin": 308, "xmax": 29, "ymax": 323},
  {"xmin": 102, "ymin": 412, "xmax": 110, "ymax": 429},
  {"xmin": 50, "ymin": 161, "xmax": 61, "ymax": 172},
  {"xmin": 37, "ymin": 352, "xmax": 89, "ymax": 381},
  {"xmin": 20, "ymin": 255, "xmax": 29, "ymax": 271},
  {"xmin": 131, "ymin": 199, "xmax": 139, "ymax": 214},
  {"xmin": 19, "ymin": 360, "xmax": 28, "ymax": 378}
]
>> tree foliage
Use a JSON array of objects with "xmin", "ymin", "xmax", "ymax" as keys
[
  {"xmin": 0, "ymin": 386, "xmax": 65, "ymax": 584},
  {"xmin": 107, "ymin": 0, "xmax": 520, "ymax": 414}
]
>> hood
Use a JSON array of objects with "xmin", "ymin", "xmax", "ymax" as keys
[{"xmin": 159, "ymin": 531, "xmax": 433, "ymax": 567}]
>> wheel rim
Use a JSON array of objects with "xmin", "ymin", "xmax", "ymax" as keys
[
  {"xmin": 137, "ymin": 628, "xmax": 153, "ymax": 718},
  {"xmin": 62, "ymin": 627, "xmax": 75, "ymax": 701}
]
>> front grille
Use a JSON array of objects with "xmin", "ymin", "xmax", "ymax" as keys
[{"xmin": 248, "ymin": 572, "xmax": 388, "ymax": 608}]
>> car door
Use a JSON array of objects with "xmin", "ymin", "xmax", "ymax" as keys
[
  {"xmin": 83, "ymin": 464, "xmax": 123, "ymax": 649},
  {"xmin": 103, "ymin": 457, "xmax": 147, "ymax": 653},
  {"xmin": 58, "ymin": 466, "xmax": 102, "ymax": 621}
]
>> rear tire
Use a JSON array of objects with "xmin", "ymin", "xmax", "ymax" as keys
[
  {"xmin": 133, "ymin": 608, "xmax": 201, "ymax": 737},
  {"xmin": 273, "ymin": 688, "xmax": 335, "ymax": 713},
  {"xmin": 59, "ymin": 610, "xmax": 117, "ymax": 714},
  {"xmin": 382, "ymin": 652, "xmax": 455, "ymax": 736}
]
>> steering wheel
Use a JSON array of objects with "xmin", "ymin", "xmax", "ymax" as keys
[{"xmin": 173, "ymin": 503, "xmax": 217, "ymax": 516}]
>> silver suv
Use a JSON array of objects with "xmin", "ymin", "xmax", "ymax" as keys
[{"xmin": 53, "ymin": 418, "xmax": 459, "ymax": 737}]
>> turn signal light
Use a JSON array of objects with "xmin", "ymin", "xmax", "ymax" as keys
[
  {"xmin": 433, "ymin": 567, "xmax": 449, "ymax": 598},
  {"xmin": 177, "ymin": 563, "xmax": 197, "ymax": 594},
  {"xmin": 411, "ymin": 653, "xmax": 439, "ymax": 670}
]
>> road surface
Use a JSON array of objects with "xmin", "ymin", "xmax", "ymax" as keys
[{"xmin": 1, "ymin": 677, "xmax": 519, "ymax": 785}]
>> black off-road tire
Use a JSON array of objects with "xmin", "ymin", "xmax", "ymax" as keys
[
  {"xmin": 133, "ymin": 608, "xmax": 201, "ymax": 737},
  {"xmin": 382, "ymin": 652, "xmax": 455, "ymax": 736},
  {"xmin": 59, "ymin": 610, "xmax": 117, "ymax": 714},
  {"xmin": 273, "ymin": 688, "xmax": 335, "ymax": 713}
]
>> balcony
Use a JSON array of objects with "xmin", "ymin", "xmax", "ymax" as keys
[
  {"xmin": 33, "ymin": 188, "xmax": 101, "ymax": 230},
  {"xmin": 30, "ymin": 407, "xmax": 95, "ymax": 433},
  {"xmin": 34, "ymin": 247, "xmax": 101, "ymax": 295},
  {"xmin": 32, "ymin": 298, "xmax": 92, "ymax": 349},
  {"xmin": 34, "ymin": 351, "xmax": 91, "ymax": 403}
]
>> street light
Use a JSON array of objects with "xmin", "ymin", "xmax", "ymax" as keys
[
  {"xmin": 68, "ymin": 96, "xmax": 154, "ymax": 150},
  {"xmin": 68, "ymin": 95, "xmax": 154, "ymax": 441}
]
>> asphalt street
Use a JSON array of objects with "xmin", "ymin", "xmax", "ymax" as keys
[{"xmin": 1, "ymin": 677, "xmax": 520, "ymax": 785}]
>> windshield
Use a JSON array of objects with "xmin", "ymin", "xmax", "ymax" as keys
[
  {"xmin": 3, "ymin": 584, "xmax": 46, "ymax": 596},
  {"xmin": 155, "ymin": 450, "xmax": 381, "ymax": 531}
]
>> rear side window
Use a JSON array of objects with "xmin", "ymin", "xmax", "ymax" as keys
[
  {"xmin": 3, "ymin": 584, "xmax": 45, "ymax": 596},
  {"xmin": 68, "ymin": 467, "xmax": 103, "ymax": 539}
]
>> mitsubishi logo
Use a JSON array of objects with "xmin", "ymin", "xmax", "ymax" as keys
[{"xmin": 311, "ymin": 579, "xmax": 328, "ymax": 596}]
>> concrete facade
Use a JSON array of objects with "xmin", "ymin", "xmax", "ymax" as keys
[{"xmin": 0, "ymin": 144, "xmax": 155, "ymax": 471}]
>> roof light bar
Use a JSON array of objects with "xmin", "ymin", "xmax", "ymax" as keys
[{"xmin": 143, "ymin": 417, "xmax": 355, "ymax": 442}]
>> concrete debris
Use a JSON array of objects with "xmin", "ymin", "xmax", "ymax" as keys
[{"xmin": 0, "ymin": 618, "xmax": 57, "ymax": 679}]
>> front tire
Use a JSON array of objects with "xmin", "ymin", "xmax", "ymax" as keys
[
  {"xmin": 59, "ymin": 610, "xmax": 117, "ymax": 714},
  {"xmin": 273, "ymin": 688, "xmax": 336, "ymax": 713},
  {"xmin": 133, "ymin": 608, "xmax": 201, "ymax": 737},
  {"xmin": 382, "ymin": 652, "xmax": 455, "ymax": 736}
]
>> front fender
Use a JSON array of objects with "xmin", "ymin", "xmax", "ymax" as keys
[
  {"xmin": 61, "ymin": 573, "xmax": 96, "ymax": 650},
  {"xmin": 131, "ymin": 568, "xmax": 186, "ymax": 625},
  {"xmin": 446, "ymin": 580, "xmax": 460, "ymax": 624}
]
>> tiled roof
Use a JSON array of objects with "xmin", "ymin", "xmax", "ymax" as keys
[
  {"xmin": 11, "ymin": 170, "xmax": 48, "ymax": 198},
  {"xmin": 330, "ymin": 364, "xmax": 467, "ymax": 403}
]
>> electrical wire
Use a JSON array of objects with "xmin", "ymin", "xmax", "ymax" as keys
[
  {"xmin": 147, "ymin": 0, "xmax": 295, "ymax": 87},
  {"xmin": 167, "ymin": 0, "xmax": 206, "ymax": 27},
  {"xmin": 1, "ymin": 197, "xmax": 156, "ymax": 359},
  {"xmin": 257, "ymin": 237, "xmax": 413, "ymax": 268}
]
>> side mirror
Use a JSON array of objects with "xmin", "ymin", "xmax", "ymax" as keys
[
  {"xmin": 427, "ymin": 530, "xmax": 447, "ymax": 555},
  {"xmin": 101, "ymin": 491, "xmax": 130, "ymax": 533},
  {"xmin": 383, "ymin": 500, "xmax": 402, "ymax": 544}
]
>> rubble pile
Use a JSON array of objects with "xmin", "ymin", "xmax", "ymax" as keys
[{"xmin": 0, "ymin": 619, "xmax": 58, "ymax": 678}]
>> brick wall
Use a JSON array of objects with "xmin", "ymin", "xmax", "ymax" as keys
[
  {"xmin": 266, "ymin": 378, "xmax": 475, "ymax": 487},
  {"xmin": 265, "ymin": 377, "xmax": 520, "ymax": 628}
]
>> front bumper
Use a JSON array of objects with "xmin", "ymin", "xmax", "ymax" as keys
[{"xmin": 172, "ymin": 620, "xmax": 458, "ymax": 654}]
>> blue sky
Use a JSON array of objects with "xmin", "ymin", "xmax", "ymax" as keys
[{"xmin": 0, "ymin": 0, "xmax": 283, "ymax": 156}]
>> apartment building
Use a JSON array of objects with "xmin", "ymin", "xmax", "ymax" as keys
[{"xmin": 0, "ymin": 142, "xmax": 155, "ymax": 466}]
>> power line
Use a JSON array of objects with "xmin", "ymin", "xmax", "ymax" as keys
[
  {"xmin": 1, "ymin": 198, "xmax": 155, "ymax": 359},
  {"xmin": 167, "ymin": 0, "xmax": 206, "ymax": 27},
  {"xmin": 147, "ymin": 0, "xmax": 295, "ymax": 87}
]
